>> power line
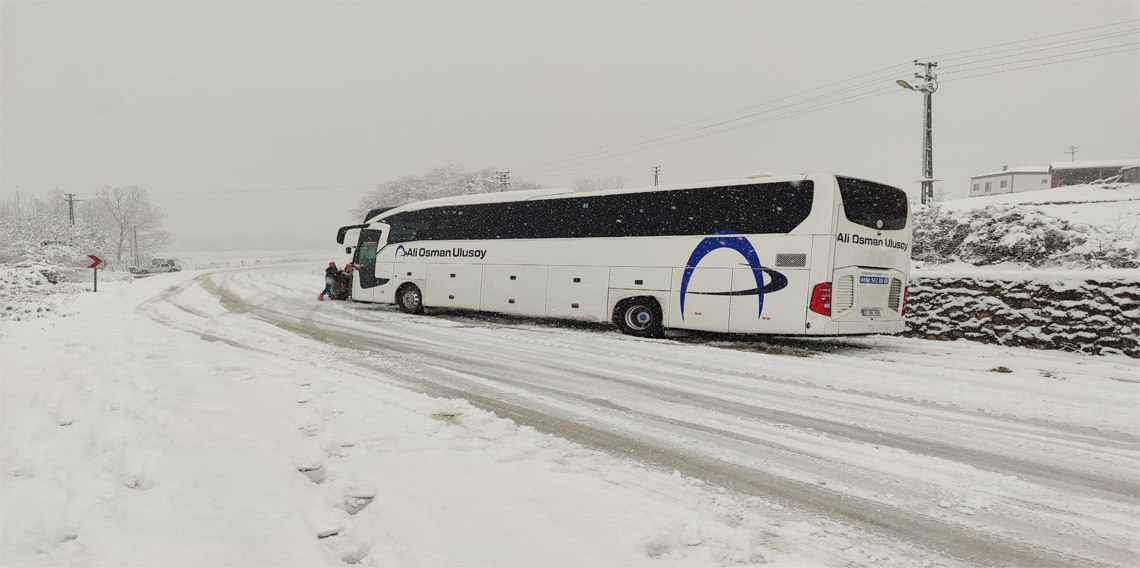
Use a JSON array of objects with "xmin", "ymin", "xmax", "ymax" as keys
[
  {"xmin": 513, "ymin": 60, "xmax": 916, "ymax": 171},
  {"xmin": 519, "ymin": 76, "xmax": 908, "ymax": 175},
  {"xmin": 524, "ymin": 88, "xmax": 901, "ymax": 176},
  {"xmin": 525, "ymin": 86, "xmax": 904, "ymax": 176},
  {"xmin": 921, "ymin": 18, "xmax": 1138, "ymax": 60},
  {"xmin": 941, "ymin": 41, "xmax": 1139, "ymax": 76},
  {"xmin": 119, "ymin": 21, "xmax": 1140, "ymax": 198},
  {"xmin": 514, "ymin": 19, "xmax": 1140, "ymax": 177},
  {"xmin": 524, "ymin": 37, "xmax": 1137, "ymax": 178},
  {"xmin": 940, "ymin": 45, "xmax": 1138, "ymax": 84},
  {"xmin": 938, "ymin": 29, "xmax": 1138, "ymax": 68}
]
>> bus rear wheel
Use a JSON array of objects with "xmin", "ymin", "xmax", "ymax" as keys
[
  {"xmin": 397, "ymin": 283, "xmax": 424, "ymax": 314},
  {"xmin": 614, "ymin": 297, "xmax": 665, "ymax": 338}
]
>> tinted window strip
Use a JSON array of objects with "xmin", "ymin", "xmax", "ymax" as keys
[{"xmin": 385, "ymin": 181, "xmax": 814, "ymax": 243}]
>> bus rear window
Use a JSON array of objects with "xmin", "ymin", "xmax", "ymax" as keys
[{"xmin": 837, "ymin": 177, "xmax": 908, "ymax": 231}]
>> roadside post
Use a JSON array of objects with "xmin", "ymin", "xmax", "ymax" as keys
[{"xmin": 88, "ymin": 254, "xmax": 103, "ymax": 291}]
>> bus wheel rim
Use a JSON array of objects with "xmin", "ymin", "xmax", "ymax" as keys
[{"xmin": 625, "ymin": 306, "xmax": 652, "ymax": 331}]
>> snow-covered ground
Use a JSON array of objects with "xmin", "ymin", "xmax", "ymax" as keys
[
  {"xmin": 937, "ymin": 182, "xmax": 1139, "ymax": 227},
  {"xmin": 913, "ymin": 183, "xmax": 1139, "ymax": 272},
  {"xmin": 165, "ymin": 249, "xmax": 351, "ymax": 271},
  {"xmin": 3, "ymin": 262, "xmax": 1137, "ymax": 567}
]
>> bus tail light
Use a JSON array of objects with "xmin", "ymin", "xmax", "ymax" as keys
[
  {"xmin": 901, "ymin": 286, "xmax": 909, "ymax": 316},
  {"xmin": 810, "ymin": 283, "xmax": 832, "ymax": 316}
]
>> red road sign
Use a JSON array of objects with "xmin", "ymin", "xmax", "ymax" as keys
[{"xmin": 88, "ymin": 255, "xmax": 103, "ymax": 269}]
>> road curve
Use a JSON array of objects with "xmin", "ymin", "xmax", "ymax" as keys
[{"xmin": 140, "ymin": 265, "xmax": 1140, "ymax": 567}]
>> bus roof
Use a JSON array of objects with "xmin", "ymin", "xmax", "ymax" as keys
[{"xmin": 373, "ymin": 174, "xmax": 813, "ymax": 220}]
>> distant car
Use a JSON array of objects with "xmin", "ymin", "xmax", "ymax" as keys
[{"xmin": 133, "ymin": 258, "xmax": 181, "ymax": 274}]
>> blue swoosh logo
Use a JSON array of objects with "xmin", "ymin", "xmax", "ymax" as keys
[
  {"xmin": 680, "ymin": 230, "xmax": 788, "ymax": 320},
  {"xmin": 395, "ymin": 245, "xmax": 406, "ymax": 257}
]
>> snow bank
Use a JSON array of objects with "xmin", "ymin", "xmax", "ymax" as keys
[
  {"xmin": 916, "ymin": 183, "xmax": 1138, "ymax": 270},
  {"xmin": 0, "ymin": 263, "xmax": 79, "ymax": 321}
]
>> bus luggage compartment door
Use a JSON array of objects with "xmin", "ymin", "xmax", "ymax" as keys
[
  {"xmin": 668, "ymin": 268, "xmax": 731, "ymax": 333},
  {"xmin": 728, "ymin": 267, "xmax": 808, "ymax": 334},
  {"xmin": 546, "ymin": 266, "xmax": 609, "ymax": 321},
  {"xmin": 425, "ymin": 264, "xmax": 482, "ymax": 310},
  {"xmin": 481, "ymin": 265, "xmax": 548, "ymax": 316}
]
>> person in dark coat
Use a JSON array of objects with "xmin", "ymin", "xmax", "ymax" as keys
[
  {"xmin": 331, "ymin": 263, "xmax": 354, "ymax": 300},
  {"xmin": 318, "ymin": 262, "xmax": 338, "ymax": 301}
]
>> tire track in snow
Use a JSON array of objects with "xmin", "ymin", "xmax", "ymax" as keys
[
  {"xmin": 144, "ymin": 266, "xmax": 1136, "ymax": 567},
  {"xmin": 261, "ymin": 297, "xmax": 1140, "ymax": 499}
]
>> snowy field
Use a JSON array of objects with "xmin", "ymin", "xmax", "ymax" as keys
[
  {"xmin": 3, "ymin": 262, "xmax": 1137, "ymax": 567},
  {"xmin": 162, "ymin": 249, "xmax": 352, "ymax": 271}
]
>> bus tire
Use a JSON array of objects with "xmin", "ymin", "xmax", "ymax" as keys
[
  {"xmin": 397, "ymin": 283, "xmax": 425, "ymax": 314},
  {"xmin": 614, "ymin": 297, "xmax": 665, "ymax": 338}
]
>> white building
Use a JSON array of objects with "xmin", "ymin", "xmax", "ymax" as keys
[{"xmin": 968, "ymin": 165, "xmax": 1050, "ymax": 197}]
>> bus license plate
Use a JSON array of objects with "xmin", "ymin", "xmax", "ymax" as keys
[{"xmin": 861, "ymin": 308, "xmax": 882, "ymax": 317}]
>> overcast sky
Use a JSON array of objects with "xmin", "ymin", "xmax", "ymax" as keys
[{"xmin": 3, "ymin": 1, "xmax": 1137, "ymax": 250}]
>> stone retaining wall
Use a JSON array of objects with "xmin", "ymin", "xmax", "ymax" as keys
[{"xmin": 902, "ymin": 276, "xmax": 1139, "ymax": 358}]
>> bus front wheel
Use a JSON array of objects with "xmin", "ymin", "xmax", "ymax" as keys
[
  {"xmin": 614, "ymin": 298, "xmax": 665, "ymax": 339},
  {"xmin": 397, "ymin": 284, "xmax": 425, "ymax": 314}
]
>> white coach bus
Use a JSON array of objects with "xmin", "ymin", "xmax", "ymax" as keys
[{"xmin": 336, "ymin": 174, "xmax": 912, "ymax": 338}]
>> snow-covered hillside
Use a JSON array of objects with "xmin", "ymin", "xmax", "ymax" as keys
[{"xmin": 913, "ymin": 183, "xmax": 1138, "ymax": 270}]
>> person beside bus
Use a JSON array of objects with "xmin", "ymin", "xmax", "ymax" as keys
[
  {"xmin": 318, "ymin": 262, "xmax": 338, "ymax": 301},
  {"xmin": 335, "ymin": 263, "xmax": 354, "ymax": 299}
]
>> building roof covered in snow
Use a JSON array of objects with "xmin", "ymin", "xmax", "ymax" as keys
[
  {"xmin": 1049, "ymin": 159, "xmax": 1140, "ymax": 171},
  {"xmin": 970, "ymin": 166, "xmax": 1048, "ymax": 178}
]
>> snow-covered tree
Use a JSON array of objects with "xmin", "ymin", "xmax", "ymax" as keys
[
  {"xmin": 350, "ymin": 165, "xmax": 544, "ymax": 220},
  {"xmin": 92, "ymin": 185, "xmax": 172, "ymax": 264},
  {"xmin": 571, "ymin": 176, "xmax": 627, "ymax": 192},
  {"xmin": 2, "ymin": 190, "xmax": 102, "ymax": 261}
]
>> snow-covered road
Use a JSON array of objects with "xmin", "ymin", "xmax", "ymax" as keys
[
  {"xmin": 143, "ymin": 264, "xmax": 1138, "ymax": 566},
  {"xmin": 4, "ymin": 263, "xmax": 1137, "ymax": 567}
]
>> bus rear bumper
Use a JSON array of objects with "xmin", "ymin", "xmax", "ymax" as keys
[
  {"xmin": 835, "ymin": 320, "xmax": 904, "ymax": 335},
  {"xmin": 806, "ymin": 319, "xmax": 905, "ymax": 336}
]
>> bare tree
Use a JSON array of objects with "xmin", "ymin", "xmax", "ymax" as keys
[
  {"xmin": 92, "ymin": 185, "xmax": 172, "ymax": 263},
  {"xmin": 571, "ymin": 176, "xmax": 627, "ymax": 192}
]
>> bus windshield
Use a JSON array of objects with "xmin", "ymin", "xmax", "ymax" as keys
[{"xmin": 837, "ymin": 177, "xmax": 908, "ymax": 231}]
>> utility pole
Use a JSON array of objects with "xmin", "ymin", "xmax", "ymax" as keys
[
  {"xmin": 496, "ymin": 171, "xmax": 510, "ymax": 192},
  {"xmin": 652, "ymin": 166, "xmax": 661, "ymax": 187},
  {"xmin": 1065, "ymin": 146, "xmax": 1079, "ymax": 162},
  {"xmin": 897, "ymin": 61, "xmax": 938, "ymax": 204},
  {"xmin": 63, "ymin": 193, "xmax": 79, "ymax": 226}
]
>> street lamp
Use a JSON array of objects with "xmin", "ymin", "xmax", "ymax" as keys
[{"xmin": 897, "ymin": 61, "xmax": 939, "ymax": 204}]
